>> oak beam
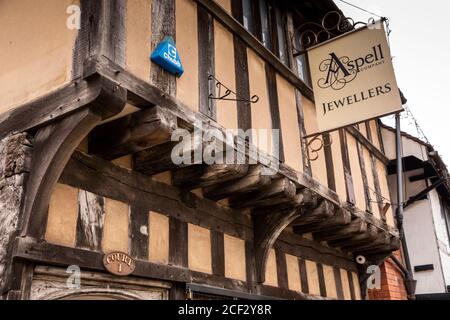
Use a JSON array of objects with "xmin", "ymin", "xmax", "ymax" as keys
[
  {"xmin": 313, "ymin": 219, "xmax": 367, "ymax": 242},
  {"xmin": 203, "ymin": 165, "xmax": 271, "ymax": 200},
  {"xmin": 229, "ymin": 178, "xmax": 297, "ymax": 209},
  {"xmin": 89, "ymin": 106, "xmax": 177, "ymax": 160},
  {"xmin": 173, "ymin": 164, "xmax": 249, "ymax": 190},
  {"xmin": 293, "ymin": 209, "xmax": 351, "ymax": 234}
]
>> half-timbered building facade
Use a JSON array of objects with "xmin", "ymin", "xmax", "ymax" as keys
[{"xmin": 0, "ymin": 0, "xmax": 402, "ymax": 300}]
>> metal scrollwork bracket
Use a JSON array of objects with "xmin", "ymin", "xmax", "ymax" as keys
[
  {"xmin": 303, "ymin": 133, "xmax": 333, "ymax": 162},
  {"xmin": 208, "ymin": 74, "xmax": 259, "ymax": 104},
  {"xmin": 292, "ymin": 11, "xmax": 387, "ymax": 57}
]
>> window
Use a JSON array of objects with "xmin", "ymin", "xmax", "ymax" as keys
[
  {"xmin": 259, "ymin": 0, "xmax": 272, "ymax": 50},
  {"xmin": 275, "ymin": 7, "xmax": 289, "ymax": 66},
  {"xmin": 242, "ymin": 0, "xmax": 255, "ymax": 34},
  {"xmin": 239, "ymin": 1, "xmax": 310, "ymax": 83}
]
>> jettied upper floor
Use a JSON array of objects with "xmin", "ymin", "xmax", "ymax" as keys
[{"xmin": 0, "ymin": 0, "xmax": 401, "ymax": 300}]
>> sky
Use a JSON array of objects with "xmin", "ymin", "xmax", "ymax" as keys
[{"xmin": 336, "ymin": 0, "xmax": 450, "ymax": 165}]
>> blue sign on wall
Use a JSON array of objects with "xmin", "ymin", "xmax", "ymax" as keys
[{"xmin": 150, "ymin": 36, "xmax": 184, "ymax": 77}]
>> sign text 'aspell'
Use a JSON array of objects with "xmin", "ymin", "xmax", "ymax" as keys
[{"xmin": 307, "ymin": 21, "xmax": 403, "ymax": 133}]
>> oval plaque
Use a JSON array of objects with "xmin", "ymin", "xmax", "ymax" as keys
[{"xmin": 103, "ymin": 252, "xmax": 136, "ymax": 276}]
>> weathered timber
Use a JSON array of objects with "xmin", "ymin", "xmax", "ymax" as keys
[
  {"xmin": 76, "ymin": 190, "xmax": 105, "ymax": 251},
  {"xmin": 89, "ymin": 106, "xmax": 177, "ymax": 160},
  {"xmin": 265, "ymin": 64, "xmax": 284, "ymax": 162},
  {"xmin": 151, "ymin": 0, "xmax": 176, "ymax": 95},
  {"xmin": 169, "ymin": 218, "xmax": 188, "ymax": 268},
  {"xmin": 253, "ymin": 207, "xmax": 301, "ymax": 283},
  {"xmin": 229, "ymin": 178, "xmax": 297, "ymax": 209},
  {"xmin": 356, "ymin": 237, "xmax": 401, "ymax": 256},
  {"xmin": 0, "ymin": 75, "xmax": 123, "ymax": 140},
  {"xmin": 317, "ymin": 263, "xmax": 327, "ymax": 297},
  {"xmin": 60, "ymin": 151, "xmax": 253, "ymax": 240},
  {"xmin": 355, "ymin": 131, "xmax": 372, "ymax": 213},
  {"xmin": 275, "ymin": 231, "xmax": 358, "ymax": 272},
  {"xmin": 233, "ymin": 36, "xmax": 252, "ymax": 132},
  {"xmin": 333, "ymin": 267, "xmax": 345, "ymax": 300},
  {"xmin": 20, "ymin": 76, "xmax": 127, "ymax": 240},
  {"xmin": 198, "ymin": 4, "xmax": 216, "ymax": 119},
  {"xmin": 340, "ymin": 129, "xmax": 356, "ymax": 205},
  {"xmin": 133, "ymin": 141, "xmax": 182, "ymax": 175},
  {"xmin": 313, "ymin": 219, "xmax": 367, "ymax": 242},
  {"xmin": 93, "ymin": 57, "xmax": 343, "ymax": 206},
  {"xmin": 342, "ymin": 232, "xmax": 391, "ymax": 252},
  {"xmin": 346, "ymin": 126, "xmax": 389, "ymax": 165},
  {"xmin": 203, "ymin": 165, "xmax": 271, "ymax": 200},
  {"xmin": 292, "ymin": 209, "xmax": 351, "ymax": 234},
  {"xmin": 12, "ymin": 237, "xmax": 248, "ymax": 293},
  {"xmin": 328, "ymin": 225, "xmax": 378, "ymax": 248},
  {"xmin": 275, "ymin": 249, "xmax": 288, "ymax": 289},
  {"xmin": 72, "ymin": 0, "xmax": 126, "ymax": 79},
  {"xmin": 211, "ymin": 230, "xmax": 225, "ymax": 277},
  {"xmin": 255, "ymin": 188, "xmax": 317, "ymax": 216},
  {"xmin": 173, "ymin": 164, "xmax": 249, "ymax": 190},
  {"xmin": 291, "ymin": 200, "xmax": 335, "ymax": 226},
  {"xmin": 130, "ymin": 205, "xmax": 149, "ymax": 260},
  {"xmin": 298, "ymin": 259, "xmax": 309, "ymax": 294}
]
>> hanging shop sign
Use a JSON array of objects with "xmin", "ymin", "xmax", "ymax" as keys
[
  {"xmin": 103, "ymin": 252, "xmax": 136, "ymax": 276},
  {"xmin": 151, "ymin": 36, "xmax": 184, "ymax": 77},
  {"xmin": 307, "ymin": 21, "xmax": 403, "ymax": 133}
]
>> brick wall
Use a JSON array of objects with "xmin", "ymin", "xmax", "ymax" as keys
[{"xmin": 368, "ymin": 250, "xmax": 407, "ymax": 300}]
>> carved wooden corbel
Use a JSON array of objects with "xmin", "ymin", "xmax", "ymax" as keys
[
  {"xmin": 253, "ymin": 189, "xmax": 317, "ymax": 284},
  {"xmin": 20, "ymin": 76, "xmax": 127, "ymax": 239}
]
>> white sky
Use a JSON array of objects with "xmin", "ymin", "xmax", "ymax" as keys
[{"xmin": 336, "ymin": 0, "xmax": 450, "ymax": 165}]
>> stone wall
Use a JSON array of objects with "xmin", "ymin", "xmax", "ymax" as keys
[{"xmin": 0, "ymin": 133, "xmax": 32, "ymax": 294}]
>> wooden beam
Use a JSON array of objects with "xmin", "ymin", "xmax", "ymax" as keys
[
  {"xmin": 0, "ymin": 75, "xmax": 122, "ymax": 140},
  {"xmin": 253, "ymin": 207, "xmax": 301, "ymax": 283},
  {"xmin": 173, "ymin": 164, "xmax": 249, "ymax": 190},
  {"xmin": 21, "ymin": 80, "xmax": 127, "ymax": 240},
  {"xmin": 89, "ymin": 106, "xmax": 176, "ymax": 160},
  {"xmin": 169, "ymin": 218, "xmax": 188, "ymax": 267},
  {"xmin": 130, "ymin": 205, "xmax": 149, "ymax": 260},
  {"xmin": 92, "ymin": 56, "xmax": 342, "ymax": 206},
  {"xmin": 291, "ymin": 200, "xmax": 335, "ymax": 226},
  {"xmin": 340, "ymin": 129, "xmax": 356, "ymax": 205},
  {"xmin": 256, "ymin": 188, "xmax": 317, "ymax": 215},
  {"xmin": 229, "ymin": 178, "xmax": 297, "ymax": 209},
  {"xmin": 275, "ymin": 232, "xmax": 358, "ymax": 272},
  {"xmin": 151, "ymin": 0, "xmax": 176, "ymax": 94},
  {"xmin": 12, "ymin": 237, "xmax": 250, "ymax": 293},
  {"xmin": 313, "ymin": 219, "xmax": 367, "ymax": 242},
  {"xmin": 346, "ymin": 126, "xmax": 389, "ymax": 165},
  {"xmin": 233, "ymin": 36, "xmax": 252, "ymax": 132},
  {"xmin": 356, "ymin": 237, "xmax": 401, "ymax": 256},
  {"xmin": 265, "ymin": 64, "xmax": 284, "ymax": 162},
  {"xmin": 76, "ymin": 190, "xmax": 105, "ymax": 251},
  {"xmin": 198, "ymin": 4, "xmax": 216, "ymax": 119},
  {"xmin": 341, "ymin": 232, "xmax": 391, "ymax": 252},
  {"xmin": 61, "ymin": 150, "xmax": 253, "ymax": 240},
  {"xmin": 328, "ymin": 225, "xmax": 378, "ymax": 248},
  {"xmin": 292, "ymin": 209, "xmax": 351, "ymax": 234},
  {"xmin": 203, "ymin": 165, "xmax": 271, "ymax": 200}
]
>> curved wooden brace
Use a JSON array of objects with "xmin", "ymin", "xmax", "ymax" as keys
[
  {"xmin": 20, "ymin": 76, "xmax": 127, "ymax": 239},
  {"xmin": 254, "ymin": 208, "xmax": 302, "ymax": 283}
]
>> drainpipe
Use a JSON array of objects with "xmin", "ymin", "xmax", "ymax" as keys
[{"xmin": 395, "ymin": 112, "xmax": 417, "ymax": 299}]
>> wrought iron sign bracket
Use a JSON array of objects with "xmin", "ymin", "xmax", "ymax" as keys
[
  {"xmin": 292, "ymin": 11, "xmax": 389, "ymax": 58},
  {"xmin": 303, "ymin": 133, "xmax": 333, "ymax": 162},
  {"xmin": 208, "ymin": 74, "xmax": 259, "ymax": 104}
]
